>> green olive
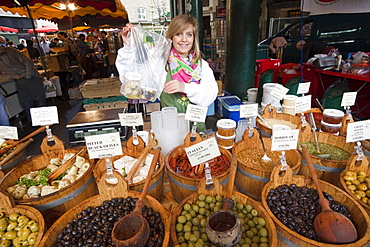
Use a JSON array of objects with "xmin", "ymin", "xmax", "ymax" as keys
[
  {"xmin": 355, "ymin": 190, "xmax": 366, "ymax": 198},
  {"xmin": 246, "ymin": 230, "xmax": 254, "ymax": 238},
  {"xmin": 0, "ymin": 239, "xmax": 11, "ymax": 247},
  {"xmin": 12, "ymin": 237, "xmax": 23, "ymax": 246},
  {"xmin": 357, "ymin": 183, "xmax": 368, "ymax": 191},
  {"xmin": 17, "ymin": 216, "xmax": 29, "ymax": 225},
  {"xmin": 176, "ymin": 223, "xmax": 183, "ymax": 232},
  {"xmin": 358, "ymin": 171, "xmax": 367, "ymax": 177},
  {"xmin": 197, "ymin": 201, "xmax": 205, "ymax": 208},
  {"xmin": 347, "ymin": 185, "xmax": 357, "ymax": 191},
  {"xmin": 216, "ymin": 195, "xmax": 223, "ymax": 202},
  {"xmin": 178, "ymin": 235, "xmax": 185, "ymax": 243},
  {"xmin": 257, "ymin": 217, "xmax": 266, "ymax": 227},
  {"xmin": 357, "ymin": 176, "xmax": 366, "ymax": 183},
  {"xmin": 258, "ymin": 228, "xmax": 268, "ymax": 237},
  {"xmin": 185, "ymin": 213, "xmax": 192, "ymax": 221},
  {"xmin": 251, "ymin": 209, "xmax": 258, "ymax": 217},
  {"xmin": 352, "ymin": 180, "xmax": 361, "ymax": 186},
  {"xmin": 192, "ymin": 205, "xmax": 199, "ymax": 213},
  {"xmin": 205, "ymin": 196, "xmax": 213, "ymax": 204},
  {"xmin": 0, "ymin": 213, "xmax": 4, "ymax": 219},
  {"xmin": 183, "ymin": 224, "xmax": 191, "ymax": 232},
  {"xmin": 361, "ymin": 197, "xmax": 368, "ymax": 204},
  {"xmin": 198, "ymin": 194, "xmax": 206, "ymax": 201},
  {"xmin": 183, "ymin": 204, "xmax": 191, "ymax": 212},
  {"xmin": 8, "ymin": 213, "xmax": 19, "ymax": 222},
  {"xmin": 3, "ymin": 231, "xmax": 16, "ymax": 240},
  {"xmin": 343, "ymin": 175, "xmax": 356, "ymax": 181},
  {"xmin": 6, "ymin": 221, "xmax": 17, "ymax": 232},
  {"xmin": 245, "ymin": 204, "xmax": 253, "ymax": 212},
  {"xmin": 178, "ymin": 215, "xmax": 187, "ymax": 224},
  {"xmin": 189, "ymin": 234, "xmax": 198, "ymax": 243}
]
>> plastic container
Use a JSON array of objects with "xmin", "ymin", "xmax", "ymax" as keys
[
  {"xmin": 283, "ymin": 95, "xmax": 298, "ymax": 107},
  {"xmin": 216, "ymin": 132, "xmax": 236, "ymax": 147},
  {"xmin": 262, "ymin": 83, "xmax": 279, "ymax": 105},
  {"xmin": 247, "ymin": 88, "xmax": 258, "ymax": 102},
  {"xmin": 216, "ymin": 119, "xmax": 237, "ymax": 136},
  {"xmin": 282, "ymin": 104, "xmax": 296, "ymax": 115},
  {"xmin": 221, "ymin": 97, "xmax": 243, "ymax": 122},
  {"xmin": 320, "ymin": 120, "xmax": 342, "ymax": 133},
  {"xmin": 323, "ymin": 109, "xmax": 345, "ymax": 124}
]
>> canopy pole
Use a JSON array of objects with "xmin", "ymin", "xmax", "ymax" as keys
[{"xmin": 26, "ymin": 4, "xmax": 49, "ymax": 80}]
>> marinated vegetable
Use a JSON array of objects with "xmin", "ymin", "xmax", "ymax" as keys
[{"xmin": 298, "ymin": 142, "xmax": 351, "ymax": 160}]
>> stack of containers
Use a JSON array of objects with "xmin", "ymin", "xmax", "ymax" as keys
[
  {"xmin": 282, "ymin": 95, "xmax": 297, "ymax": 115},
  {"xmin": 320, "ymin": 109, "xmax": 344, "ymax": 135},
  {"xmin": 151, "ymin": 107, "xmax": 189, "ymax": 155},
  {"xmin": 261, "ymin": 83, "xmax": 282, "ymax": 112},
  {"xmin": 216, "ymin": 119, "xmax": 236, "ymax": 149}
]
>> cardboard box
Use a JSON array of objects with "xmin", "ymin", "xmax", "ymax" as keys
[
  {"xmin": 79, "ymin": 77, "xmax": 122, "ymax": 98},
  {"xmin": 46, "ymin": 54, "xmax": 68, "ymax": 72}
]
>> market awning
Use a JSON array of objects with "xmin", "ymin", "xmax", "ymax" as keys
[
  {"xmin": 28, "ymin": 27, "xmax": 58, "ymax": 33},
  {"xmin": 0, "ymin": 26, "xmax": 18, "ymax": 33}
]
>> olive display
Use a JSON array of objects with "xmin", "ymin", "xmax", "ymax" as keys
[
  {"xmin": 0, "ymin": 212, "xmax": 40, "ymax": 246},
  {"xmin": 266, "ymin": 184, "xmax": 355, "ymax": 241},
  {"xmin": 175, "ymin": 194, "xmax": 269, "ymax": 247},
  {"xmin": 343, "ymin": 170, "xmax": 370, "ymax": 206},
  {"xmin": 53, "ymin": 197, "xmax": 164, "ymax": 247}
]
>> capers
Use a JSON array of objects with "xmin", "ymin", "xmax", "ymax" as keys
[{"xmin": 176, "ymin": 195, "xmax": 269, "ymax": 246}]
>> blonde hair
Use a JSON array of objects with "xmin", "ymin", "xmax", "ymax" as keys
[{"xmin": 166, "ymin": 14, "xmax": 201, "ymax": 62}]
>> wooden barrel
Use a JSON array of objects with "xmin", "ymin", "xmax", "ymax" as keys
[
  {"xmin": 339, "ymin": 154, "xmax": 370, "ymax": 216},
  {"xmin": 94, "ymin": 147, "xmax": 165, "ymax": 200},
  {"xmin": 165, "ymin": 145, "xmax": 231, "ymax": 203},
  {"xmin": 261, "ymin": 164, "xmax": 370, "ymax": 247},
  {"xmin": 0, "ymin": 190, "xmax": 46, "ymax": 246},
  {"xmin": 298, "ymin": 125, "xmax": 355, "ymax": 187},
  {"xmin": 39, "ymin": 171, "xmax": 170, "ymax": 246},
  {"xmin": 256, "ymin": 105, "xmax": 301, "ymax": 137},
  {"xmin": 0, "ymin": 139, "xmax": 27, "ymax": 174},
  {"xmin": 0, "ymin": 136, "xmax": 97, "ymax": 228},
  {"xmin": 171, "ymin": 178, "xmax": 278, "ymax": 246},
  {"xmin": 232, "ymin": 128, "xmax": 301, "ymax": 201}
]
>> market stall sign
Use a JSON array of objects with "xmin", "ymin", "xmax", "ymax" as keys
[
  {"xmin": 295, "ymin": 95, "xmax": 312, "ymax": 113},
  {"xmin": 184, "ymin": 137, "xmax": 220, "ymax": 167},
  {"xmin": 270, "ymin": 84, "xmax": 289, "ymax": 100},
  {"xmin": 341, "ymin": 92, "xmax": 357, "ymax": 107},
  {"xmin": 119, "ymin": 113, "xmax": 143, "ymax": 126},
  {"xmin": 297, "ymin": 81, "xmax": 311, "ymax": 95},
  {"xmin": 271, "ymin": 129, "xmax": 299, "ymax": 151},
  {"xmin": 85, "ymin": 132, "xmax": 123, "ymax": 159},
  {"xmin": 346, "ymin": 120, "xmax": 370, "ymax": 143},
  {"xmin": 0, "ymin": 126, "xmax": 18, "ymax": 140},
  {"xmin": 185, "ymin": 104, "xmax": 208, "ymax": 123},
  {"xmin": 30, "ymin": 106, "xmax": 59, "ymax": 126},
  {"xmin": 240, "ymin": 103, "xmax": 258, "ymax": 118}
]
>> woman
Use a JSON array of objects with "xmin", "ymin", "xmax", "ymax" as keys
[{"xmin": 116, "ymin": 15, "xmax": 218, "ymax": 132}]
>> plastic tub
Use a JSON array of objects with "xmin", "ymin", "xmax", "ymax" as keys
[
  {"xmin": 216, "ymin": 119, "xmax": 236, "ymax": 136},
  {"xmin": 282, "ymin": 104, "xmax": 296, "ymax": 115},
  {"xmin": 321, "ymin": 120, "xmax": 342, "ymax": 133},
  {"xmin": 247, "ymin": 88, "xmax": 258, "ymax": 102},
  {"xmin": 323, "ymin": 109, "xmax": 345, "ymax": 124},
  {"xmin": 283, "ymin": 95, "xmax": 298, "ymax": 106},
  {"xmin": 216, "ymin": 132, "xmax": 236, "ymax": 147}
]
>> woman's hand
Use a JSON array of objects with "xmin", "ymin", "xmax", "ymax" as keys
[
  {"xmin": 121, "ymin": 23, "xmax": 135, "ymax": 46},
  {"xmin": 163, "ymin": 80, "xmax": 185, "ymax": 94}
]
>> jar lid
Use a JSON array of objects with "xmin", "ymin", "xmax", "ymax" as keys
[
  {"xmin": 321, "ymin": 120, "xmax": 342, "ymax": 127},
  {"xmin": 323, "ymin": 109, "xmax": 344, "ymax": 118},
  {"xmin": 217, "ymin": 119, "xmax": 236, "ymax": 129},
  {"xmin": 219, "ymin": 144, "xmax": 234, "ymax": 149},
  {"xmin": 216, "ymin": 132, "xmax": 236, "ymax": 139}
]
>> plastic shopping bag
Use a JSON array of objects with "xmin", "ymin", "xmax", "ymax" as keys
[{"xmin": 120, "ymin": 25, "xmax": 171, "ymax": 101}]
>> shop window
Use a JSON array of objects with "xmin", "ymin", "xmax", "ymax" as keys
[{"xmin": 138, "ymin": 8, "xmax": 146, "ymax": 21}]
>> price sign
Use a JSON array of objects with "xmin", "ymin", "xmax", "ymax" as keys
[
  {"xmin": 85, "ymin": 132, "xmax": 123, "ymax": 159},
  {"xmin": 30, "ymin": 106, "xmax": 59, "ymax": 126},
  {"xmin": 119, "ymin": 113, "xmax": 143, "ymax": 126},
  {"xmin": 184, "ymin": 137, "xmax": 221, "ymax": 167},
  {"xmin": 240, "ymin": 103, "xmax": 258, "ymax": 118},
  {"xmin": 0, "ymin": 126, "xmax": 18, "ymax": 140},
  {"xmin": 270, "ymin": 84, "xmax": 289, "ymax": 100},
  {"xmin": 271, "ymin": 129, "xmax": 300, "ymax": 151},
  {"xmin": 346, "ymin": 120, "xmax": 370, "ymax": 143},
  {"xmin": 185, "ymin": 104, "xmax": 208, "ymax": 123},
  {"xmin": 341, "ymin": 92, "xmax": 357, "ymax": 107},
  {"xmin": 295, "ymin": 95, "xmax": 312, "ymax": 114},
  {"xmin": 297, "ymin": 81, "xmax": 311, "ymax": 95}
]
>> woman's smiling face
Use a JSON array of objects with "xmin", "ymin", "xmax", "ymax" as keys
[{"xmin": 172, "ymin": 24, "xmax": 194, "ymax": 58}]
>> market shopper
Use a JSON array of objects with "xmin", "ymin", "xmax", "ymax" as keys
[
  {"xmin": 58, "ymin": 32, "xmax": 79, "ymax": 65},
  {"xmin": 0, "ymin": 46, "xmax": 46, "ymax": 122},
  {"xmin": 76, "ymin": 34, "xmax": 93, "ymax": 79},
  {"xmin": 49, "ymin": 38, "xmax": 60, "ymax": 48},
  {"xmin": 116, "ymin": 14, "xmax": 218, "ymax": 132},
  {"xmin": 0, "ymin": 94, "xmax": 9, "ymax": 126},
  {"xmin": 25, "ymin": 39, "xmax": 40, "ymax": 62}
]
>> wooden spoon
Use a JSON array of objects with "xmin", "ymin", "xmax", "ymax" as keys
[
  {"xmin": 206, "ymin": 154, "xmax": 242, "ymax": 247},
  {"xmin": 0, "ymin": 125, "xmax": 47, "ymax": 155},
  {"xmin": 0, "ymin": 138, "xmax": 33, "ymax": 167},
  {"xmin": 301, "ymin": 145, "xmax": 358, "ymax": 244},
  {"xmin": 112, "ymin": 147, "xmax": 161, "ymax": 247}
]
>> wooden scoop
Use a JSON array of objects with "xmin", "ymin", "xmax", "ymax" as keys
[
  {"xmin": 0, "ymin": 138, "xmax": 33, "ymax": 167},
  {"xmin": 301, "ymin": 145, "xmax": 358, "ymax": 244},
  {"xmin": 206, "ymin": 154, "xmax": 242, "ymax": 247},
  {"xmin": 0, "ymin": 125, "xmax": 47, "ymax": 156},
  {"xmin": 112, "ymin": 147, "xmax": 161, "ymax": 247},
  {"xmin": 47, "ymin": 146, "xmax": 87, "ymax": 182}
]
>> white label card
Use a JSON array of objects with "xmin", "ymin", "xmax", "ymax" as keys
[
  {"xmin": 297, "ymin": 82, "xmax": 311, "ymax": 95},
  {"xmin": 341, "ymin": 92, "xmax": 357, "ymax": 107},
  {"xmin": 184, "ymin": 137, "xmax": 221, "ymax": 167},
  {"xmin": 346, "ymin": 120, "xmax": 370, "ymax": 143},
  {"xmin": 240, "ymin": 103, "xmax": 258, "ymax": 118},
  {"xmin": 30, "ymin": 106, "xmax": 59, "ymax": 126},
  {"xmin": 185, "ymin": 104, "xmax": 208, "ymax": 123},
  {"xmin": 0, "ymin": 126, "xmax": 18, "ymax": 140},
  {"xmin": 271, "ymin": 129, "xmax": 300, "ymax": 151},
  {"xmin": 119, "ymin": 113, "xmax": 143, "ymax": 126},
  {"xmin": 85, "ymin": 132, "xmax": 123, "ymax": 159},
  {"xmin": 295, "ymin": 95, "xmax": 312, "ymax": 114},
  {"xmin": 270, "ymin": 84, "xmax": 289, "ymax": 100}
]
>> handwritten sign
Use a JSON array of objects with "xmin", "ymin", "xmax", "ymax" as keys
[
  {"xmin": 184, "ymin": 137, "xmax": 221, "ymax": 167},
  {"xmin": 85, "ymin": 132, "xmax": 123, "ymax": 159},
  {"xmin": 119, "ymin": 113, "xmax": 143, "ymax": 126},
  {"xmin": 341, "ymin": 92, "xmax": 357, "ymax": 107},
  {"xmin": 30, "ymin": 106, "xmax": 59, "ymax": 126},
  {"xmin": 295, "ymin": 95, "xmax": 312, "ymax": 114},
  {"xmin": 185, "ymin": 104, "xmax": 208, "ymax": 123},
  {"xmin": 240, "ymin": 103, "xmax": 258, "ymax": 118},
  {"xmin": 297, "ymin": 81, "xmax": 311, "ymax": 95},
  {"xmin": 270, "ymin": 84, "xmax": 289, "ymax": 100},
  {"xmin": 0, "ymin": 126, "xmax": 18, "ymax": 140},
  {"xmin": 346, "ymin": 120, "xmax": 370, "ymax": 143},
  {"xmin": 271, "ymin": 129, "xmax": 299, "ymax": 151}
]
